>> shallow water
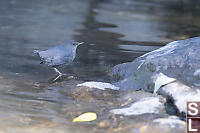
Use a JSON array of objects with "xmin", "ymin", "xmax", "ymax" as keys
[{"xmin": 0, "ymin": 0, "xmax": 200, "ymax": 132}]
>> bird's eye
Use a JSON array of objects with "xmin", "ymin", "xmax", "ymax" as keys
[{"xmin": 73, "ymin": 43, "xmax": 76, "ymax": 46}]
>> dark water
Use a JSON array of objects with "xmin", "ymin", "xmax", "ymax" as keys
[{"xmin": 0, "ymin": 0, "xmax": 200, "ymax": 132}]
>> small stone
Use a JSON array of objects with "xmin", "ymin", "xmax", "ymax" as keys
[
  {"xmin": 67, "ymin": 76, "xmax": 74, "ymax": 79},
  {"xmin": 98, "ymin": 120, "xmax": 110, "ymax": 128}
]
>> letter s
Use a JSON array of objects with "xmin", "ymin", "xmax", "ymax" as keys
[{"xmin": 188, "ymin": 103, "xmax": 198, "ymax": 116}]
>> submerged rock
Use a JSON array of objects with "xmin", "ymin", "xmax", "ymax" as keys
[
  {"xmin": 77, "ymin": 81, "xmax": 120, "ymax": 90},
  {"xmin": 153, "ymin": 116, "xmax": 186, "ymax": 131}
]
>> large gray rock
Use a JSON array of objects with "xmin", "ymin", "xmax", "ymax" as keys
[
  {"xmin": 111, "ymin": 36, "xmax": 200, "ymax": 114},
  {"xmin": 111, "ymin": 36, "xmax": 200, "ymax": 91}
]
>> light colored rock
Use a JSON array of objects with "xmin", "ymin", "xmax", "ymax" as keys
[
  {"xmin": 153, "ymin": 73, "xmax": 176, "ymax": 94},
  {"xmin": 153, "ymin": 116, "xmax": 186, "ymax": 129},
  {"xmin": 77, "ymin": 81, "xmax": 120, "ymax": 90},
  {"xmin": 160, "ymin": 81, "xmax": 200, "ymax": 113},
  {"xmin": 110, "ymin": 97, "xmax": 164, "ymax": 116}
]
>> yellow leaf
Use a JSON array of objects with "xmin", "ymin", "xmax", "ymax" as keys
[{"xmin": 72, "ymin": 112, "xmax": 97, "ymax": 122}]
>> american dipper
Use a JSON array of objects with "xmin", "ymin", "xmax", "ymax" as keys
[{"xmin": 34, "ymin": 40, "xmax": 84, "ymax": 81}]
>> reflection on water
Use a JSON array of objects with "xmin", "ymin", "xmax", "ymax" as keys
[{"xmin": 0, "ymin": 0, "xmax": 200, "ymax": 132}]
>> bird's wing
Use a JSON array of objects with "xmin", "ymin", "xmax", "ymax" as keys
[
  {"xmin": 36, "ymin": 44, "xmax": 75, "ymax": 66},
  {"xmin": 49, "ymin": 55, "xmax": 73, "ymax": 66},
  {"xmin": 38, "ymin": 49, "xmax": 73, "ymax": 66}
]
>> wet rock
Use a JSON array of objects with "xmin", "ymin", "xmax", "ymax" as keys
[
  {"xmin": 111, "ymin": 37, "xmax": 200, "ymax": 91},
  {"xmin": 60, "ymin": 80, "xmax": 120, "ymax": 104},
  {"xmin": 110, "ymin": 96, "xmax": 165, "ymax": 116},
  {"xmin": 97, "ymin": 120, "xmax": 111, "ymax": 129},
  {"xmin": 102, "ymin": 115, "xmax": 185, "ymax": 133}
]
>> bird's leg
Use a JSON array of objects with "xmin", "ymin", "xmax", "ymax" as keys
[
  {"xmin": 53, "ymin": 67, "xmax": 62, "ymax": 75},
  {"xmin": 52, "ymin": 67, "xmax": 69, "ymax": 81},
  {"xmin": 52, "ymin": 67, "xmax": 63, "ymax": 81}
]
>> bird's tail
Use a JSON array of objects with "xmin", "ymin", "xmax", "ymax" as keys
[{"xmin": 33, "ymin": 50, "xmax": 40, "ymax": 55}]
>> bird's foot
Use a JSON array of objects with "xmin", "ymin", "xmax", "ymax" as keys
[
  {"xmin": 53, "ymin": 74, "xmax": 76, "ymax": 81},
  {"xmin": 52, "ymin": 67, "xmax": 75, "ymax": 81},
  {"xmin": 53, "ymin": 73, "xmax": 65, "ymax": 81},
  {"xmin": 53, "ymin": 74, "xmax": 62, "ymax": 81}
]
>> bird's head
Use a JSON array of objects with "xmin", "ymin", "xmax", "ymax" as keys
[{"xmin": 69, "ymin": 40, "xmax": 84, "ymax": 47}]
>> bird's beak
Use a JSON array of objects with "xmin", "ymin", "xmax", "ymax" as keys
[{"xmin": 78, "ymin": 42, "xmax": 84, "ymax": 45}]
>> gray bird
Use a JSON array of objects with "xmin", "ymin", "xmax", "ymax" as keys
[{"xmin": 34, "ymin": 40, "xmax": 84, "ymax": 81}]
